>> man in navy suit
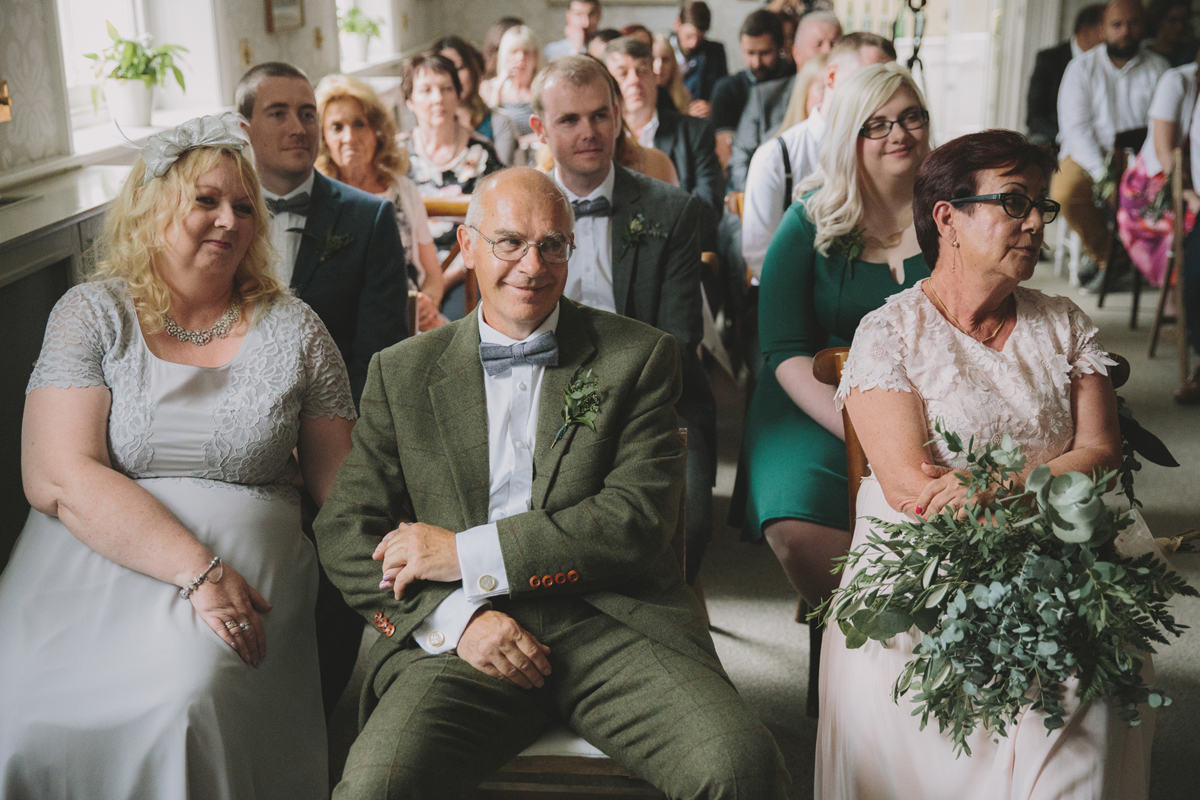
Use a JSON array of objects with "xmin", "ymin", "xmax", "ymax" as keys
[
  {"xmin": 672, "ymin": 1, "xmax": 727, "ymax": 118},
  {"xmin": 238, "ymin": 61, "xmax": 409, "ymax": 719},
  {"xmin": 237, "ymin": 62, "xmax": 408, "ymax": 406}
]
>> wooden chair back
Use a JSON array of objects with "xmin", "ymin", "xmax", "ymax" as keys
[
  {"xmin": 1148, "ymin": 147, "xmax": 1192, "ymax": 384},
  {"xmin": 477, "ymin": 430, "xmax": 687, "ymax": 799},
  {"xmin": 421, "ymin": 196, "xmax": 477, "ymax": 314}
]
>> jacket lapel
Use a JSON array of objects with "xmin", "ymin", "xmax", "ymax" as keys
[
  {"xmin": 532, "ymin": 301, "xmax": 598, "ymax": 509},
  {"xmin": 429, "ymin": 312, "xmax": 492, "ymax": 529},
  {"xmin": 609, "ymin": 166, "xmax": 640, "ymax": 317},
  {"xmin": 290, "ymin": 172, "xmax": 342, "ymax": 294}
]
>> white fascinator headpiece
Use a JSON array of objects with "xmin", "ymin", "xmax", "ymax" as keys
[{"xmin": 140, "ymin": 112, "xmax": 250, "ymax": 185}]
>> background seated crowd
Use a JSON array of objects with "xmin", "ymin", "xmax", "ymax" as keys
[{"xmin": 0, "ymin": 1, "xmax": 1197, "ymax": 799}]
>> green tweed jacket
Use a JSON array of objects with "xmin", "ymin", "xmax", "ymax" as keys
[{"xmin": 314, "ymin": 299, "xmax": 724, "ymax": 710}]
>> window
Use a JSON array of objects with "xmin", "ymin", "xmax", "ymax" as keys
[{"xmin": 56, "ymin": 0, "xmax": 146, "ymax": 129}]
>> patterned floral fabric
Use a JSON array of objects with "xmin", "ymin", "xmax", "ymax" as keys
[
  {"xmin": 1116, "ymin": 152, "xmax": 1197, "ymax": 287},
  {"xmin": 401, "ymin": 129, "xmax": 503, "ymax": 248},
  {"xmin": 835, "ymin": 283, "xmax": 1115, "ymax": 469}
]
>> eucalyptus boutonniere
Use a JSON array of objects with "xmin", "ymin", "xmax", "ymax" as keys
[
  {"xmin": 829, "ymin": 226, "xmax": 866, "ymax": 263},
  {"xmin": 620, "ymin": 213, "xmax": 667, "ymax": 255},
  {"xmin": 287, "ymin": 227, "xmax": 354, "ymax": 263},
  {"xmin": 552, "ymin": 367, "xmax": 601, "ymax": 448}
]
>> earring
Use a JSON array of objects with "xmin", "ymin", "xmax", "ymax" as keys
[{"xmin": 952, "ymin": 241, "xmax": 960, "ymax": 248}]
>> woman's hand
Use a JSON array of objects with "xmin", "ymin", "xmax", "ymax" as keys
[
  {"xmin": 189, "ymin": 564, "xmax": 273, "ymax": 667},
  {"xmin": 915, "ymin": 463, "xmax": 998, "ymax": 519},
  {"xmin": 416, "ymin": 292, "xmax": 444, "ymax": 331},
  {"xmin": 374, "ymin": 522, "xmax": 461, "ymax": 599}
]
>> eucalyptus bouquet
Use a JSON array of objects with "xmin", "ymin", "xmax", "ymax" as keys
[{"xmin": 819, "ymin": 421, "xmax": 1196, "ymax": 756}]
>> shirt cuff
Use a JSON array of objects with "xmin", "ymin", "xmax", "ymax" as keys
[
  {"xmin": 413, "ymin": 589, "xmax": 490, "ymax": 654},
  {"xmin": 457, "ymin": 522, "xmax": 510, "ymax": 600}
]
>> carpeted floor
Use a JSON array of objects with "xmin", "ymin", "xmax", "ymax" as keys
[{"xmin": 328, "ymin": 257, "xmax": 1200, "ymax": 799}]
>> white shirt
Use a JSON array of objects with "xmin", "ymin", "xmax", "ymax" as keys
[
  {"xmin": 1138, "ymin": 63, "xmax": 1199, "ymax": 177},
  {"xmin": 263, "ymin": 171, "xmax": 316, "ymax": 287},
  {"xmin": 1057, "ymin": 46, "xmax": 1169, "ymax": 182},
  {"xmin": 636, "ymin": 111, "xmax": 661, "ymax": 150},
  {"xmin": 555, "ymin": 165, "xmax": 617, "ymax": 314},
  {"xmin": 1070, "ymin": 36, "xmax": 1085, "ymax": 61},
  {"xmin": 741, "ymin": 108, "xmax": 826, "ymax": 280},
  {"xmin": 412, "ymin": 304, "xmax": 561, "ymax": 654},
  {"xmin": 544, "ymin": 38, "xmax": 582, "ymax": 62}
]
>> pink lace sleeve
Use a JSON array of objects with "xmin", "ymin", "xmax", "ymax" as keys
[{"xmin": 834, "ymin": 303, "xmax": 914, "ymax": 412}]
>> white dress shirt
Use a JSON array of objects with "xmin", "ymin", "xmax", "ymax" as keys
[
  {"xmin": 555, "ymin": 165, "xmax": 617, "ymax": 314},
  {"xmin": 636, "ymin": 112, "xmax": 661, "ymax": 150},
  {"xmin": 412, "ymin": 304, "xmax": 561, "ymax": 654},
  {"xmin": 263, "ymin": 171, "xmax": 316, "ymax": 287},
  {"xmin": 1138, "ymin": 63, "xmax": 1199, "ymax": 177},
  {"xmin": 1057, "ymin": 46, "xmax": 1169, "ymax": 182},
  {"xmin": 741, "ymin": 108, "xmax": 826, "ymax": 280}
]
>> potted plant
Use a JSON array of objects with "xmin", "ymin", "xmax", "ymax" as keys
[
  {"xmin": 85, "ymin": 21, "xmax": 187, "ymax": 129},
  {"xmin": 338, "ymin": 8, "xmax": 383, "ymax": 64}
]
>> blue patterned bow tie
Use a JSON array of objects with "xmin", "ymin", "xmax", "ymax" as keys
[
  {"xmin": 266, "ymin": 192, "xmax": 311, "ymax": 216},
  {"xmin": 479, "ymin": 331, "xmax": 559, "ymax": 376},
  {"xmin": 572, "ymin": 197, "xmax": 611, "ymax": 218}
]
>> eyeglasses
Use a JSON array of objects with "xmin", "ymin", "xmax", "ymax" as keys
[
  {"xmin": 859, "ymin": 109, "xmax": 930, "ymax": 139},
  {"xmin": 948, "ymin": 193, "xmax": 1060, "ymax": 224},
  {"xmin": 469, "ymin": 226, "xmax": 575, "ymax": 265}
]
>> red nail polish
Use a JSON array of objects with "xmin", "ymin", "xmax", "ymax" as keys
[{"xmin": 915, "ymin": 506, "xmax": 923, "ymax": 515}]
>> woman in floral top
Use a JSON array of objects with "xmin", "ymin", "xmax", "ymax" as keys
[{"xmin": 401, "ymin": 53, "xmax": 502, "ymax": 319}]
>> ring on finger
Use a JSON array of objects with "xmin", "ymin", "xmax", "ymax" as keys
[
  {"xmin": 224, "ymin": 620, "xmax": 238, "ymax": 631},
  {"xmin": 238, "ymin": 621, "xmax": 251, "ymax": 631}
]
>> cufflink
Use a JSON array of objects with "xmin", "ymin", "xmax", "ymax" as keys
[
  {"xmin": 479, "ymin": 574, "xmax": 497, "ymax": 592},
  {"xmin": 428, "ymin": 631, "xmax": 445, "ymax": 648}
]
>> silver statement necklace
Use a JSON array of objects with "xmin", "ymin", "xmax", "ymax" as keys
[{"xmin": 163, "ymin": 301, "xmax": 241, "ymax": 346}]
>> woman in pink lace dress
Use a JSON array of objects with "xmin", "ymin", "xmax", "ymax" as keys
[{"xmin": 820, "ymin": 130, "xmax": 1152, "ymax": 799}]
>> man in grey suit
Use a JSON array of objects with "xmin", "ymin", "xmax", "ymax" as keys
[
  {"xmin": 238, "ymin": 61, "xmax": 409, "ymax": 719},
  {"xmin": 530, "ymin": 55, "xmax": 717, "ymax": 585},
  {"xmin": 315, "ymin": 167, "xmax": 788, "ymax": 798},
  {"xmin": 605, "ymin": 36, "xmax": 724, "ymax": 223}
]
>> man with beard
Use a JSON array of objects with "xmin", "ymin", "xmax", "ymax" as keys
[
  {"xmin": 1052, "ymin": 0, "xmax": 1168, "ymax": 291},
  {"xmin": 710, "ymin": 10, "xmax": 795, "ymax": 170},
  {"xmin": 671, "ymin": 1, "xmax": 728, "ymax": 119}
]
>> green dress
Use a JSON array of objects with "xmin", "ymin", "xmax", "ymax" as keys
[{"xmin": 741, "ymin": 201, "xmax": 930, "ymax": 537}]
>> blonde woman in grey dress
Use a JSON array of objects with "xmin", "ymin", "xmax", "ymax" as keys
[{"xmin": 0, "ymin": 115, "xmax": 355, "ymax": 799}]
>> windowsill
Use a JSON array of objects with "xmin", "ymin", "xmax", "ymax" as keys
[{"xmin": 0, "ymin": 105, "xmax": 230, "ymax": 192}]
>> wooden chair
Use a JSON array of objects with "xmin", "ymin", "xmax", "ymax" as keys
[
  {"xmin": 421, "ymin": 196, "xmax": 478, "ymax": 315},
  {"xmin": 476, "ymin": 431, "xmax": 688, "ymax": 800},
  {"xmin": 1147, "ymin": 148, "xmax": 1192, "ymax": 386}
]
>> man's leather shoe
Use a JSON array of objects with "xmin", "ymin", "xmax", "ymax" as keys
[{"xmin": 1175, "ymin": 367, "xmax": 1200, "ymax": 405}]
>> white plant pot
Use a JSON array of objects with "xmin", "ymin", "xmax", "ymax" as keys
[
  {"xmin": 106, "ymin": 80, "xmax": 153, "ymax": 129},
  {"xmin": 354, "ymin": 35, "xmax": 371, "ymax": 63}
]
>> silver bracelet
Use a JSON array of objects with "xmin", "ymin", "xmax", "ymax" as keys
[{"xmin": 179, "ymin": 556, "xmax": 223, "ymax": 599}]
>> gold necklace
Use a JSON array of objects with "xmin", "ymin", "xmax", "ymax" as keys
[{"xmin": 927, "ymin": 280, "xmax": 1007, "ymax": 344}]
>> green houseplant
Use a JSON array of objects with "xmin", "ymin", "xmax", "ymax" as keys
[
  {"xmin": 338, "ymin": 8, "xmax": 383, "ymax": 63},
  {"xmin": 85, "ymin": 21, "xmax": 187, "ymax": 128}
]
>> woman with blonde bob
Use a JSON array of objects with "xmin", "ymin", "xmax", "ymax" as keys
[
  {"xmin": 653, "ymin": 33, "xmax": 692, "ymax": 114},
  {"xmin": 315, "ymin": 74, "xmax": 445, "ymax": 330},
  {"xmin": 740, "ymin": 62, "xmax": 933, "ymax": 608},
  {"xmin": 484, "ymin": 24, "xmax": 541, "ymax": 148},
  {"xmin": 0, "ymin": 114, "xmax": 355, "ymax": 798}
]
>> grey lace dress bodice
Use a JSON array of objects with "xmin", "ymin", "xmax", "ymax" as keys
[{"xmin": 27, "ymin": 279, "xmax": 356, "ymax": 496}]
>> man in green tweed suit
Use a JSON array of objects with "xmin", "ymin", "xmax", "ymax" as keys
[{"xmin": 315, "ymin": 168, "xmax": 787, "ymax": 799}]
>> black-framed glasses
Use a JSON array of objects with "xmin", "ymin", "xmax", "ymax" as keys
[
  {"xmin": 858, "ymin": 109, "xmax": 930, "ymax": 139},
  {"xmin": 469, "ymin": 226, "xmax": 575, "ymax": 265},
  {"xmin": 948, "ymin": 193, "xmax": 1060, "ymax": 224}
]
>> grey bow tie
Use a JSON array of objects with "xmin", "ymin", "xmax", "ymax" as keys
[
  {"xmin": 479, "ymin": 331, "xmax": 559, "ymax": 376},
  {"xmin": 266, "ymin": 192, "xmax": 311, "ymax": 216},
  {"xmin": 572, "ymin": 197, "xmax": 611, "ymax": 218}
]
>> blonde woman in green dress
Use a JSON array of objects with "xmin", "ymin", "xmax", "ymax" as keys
[{"xmin": 741, "ymin": 62, "xmax": 932, "ymax": 608}]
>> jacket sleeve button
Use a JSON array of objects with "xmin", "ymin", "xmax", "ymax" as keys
[
  {"xmin": 554, "ymin": 572, "xmax": 567, "ymax": 584},
  {"xmin": 529, "ymin": 575, "xmax": 542, "ymax": 589},
  {"xmin": 542, "ymin": 574, "xmax": 554, "ymax": 588},
  {"xmin": 566, "ymin": 570, "xmax": 580, "ymax": 583}
]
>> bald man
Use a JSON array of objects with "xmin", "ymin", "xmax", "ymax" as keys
[
  {"xmin": 1052, "ymin": 0, "xmax": 1168, "ymax": 290},
  {"xmin": 316, "ymin": 169, "xmax": 788, "ymax": 799}
]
